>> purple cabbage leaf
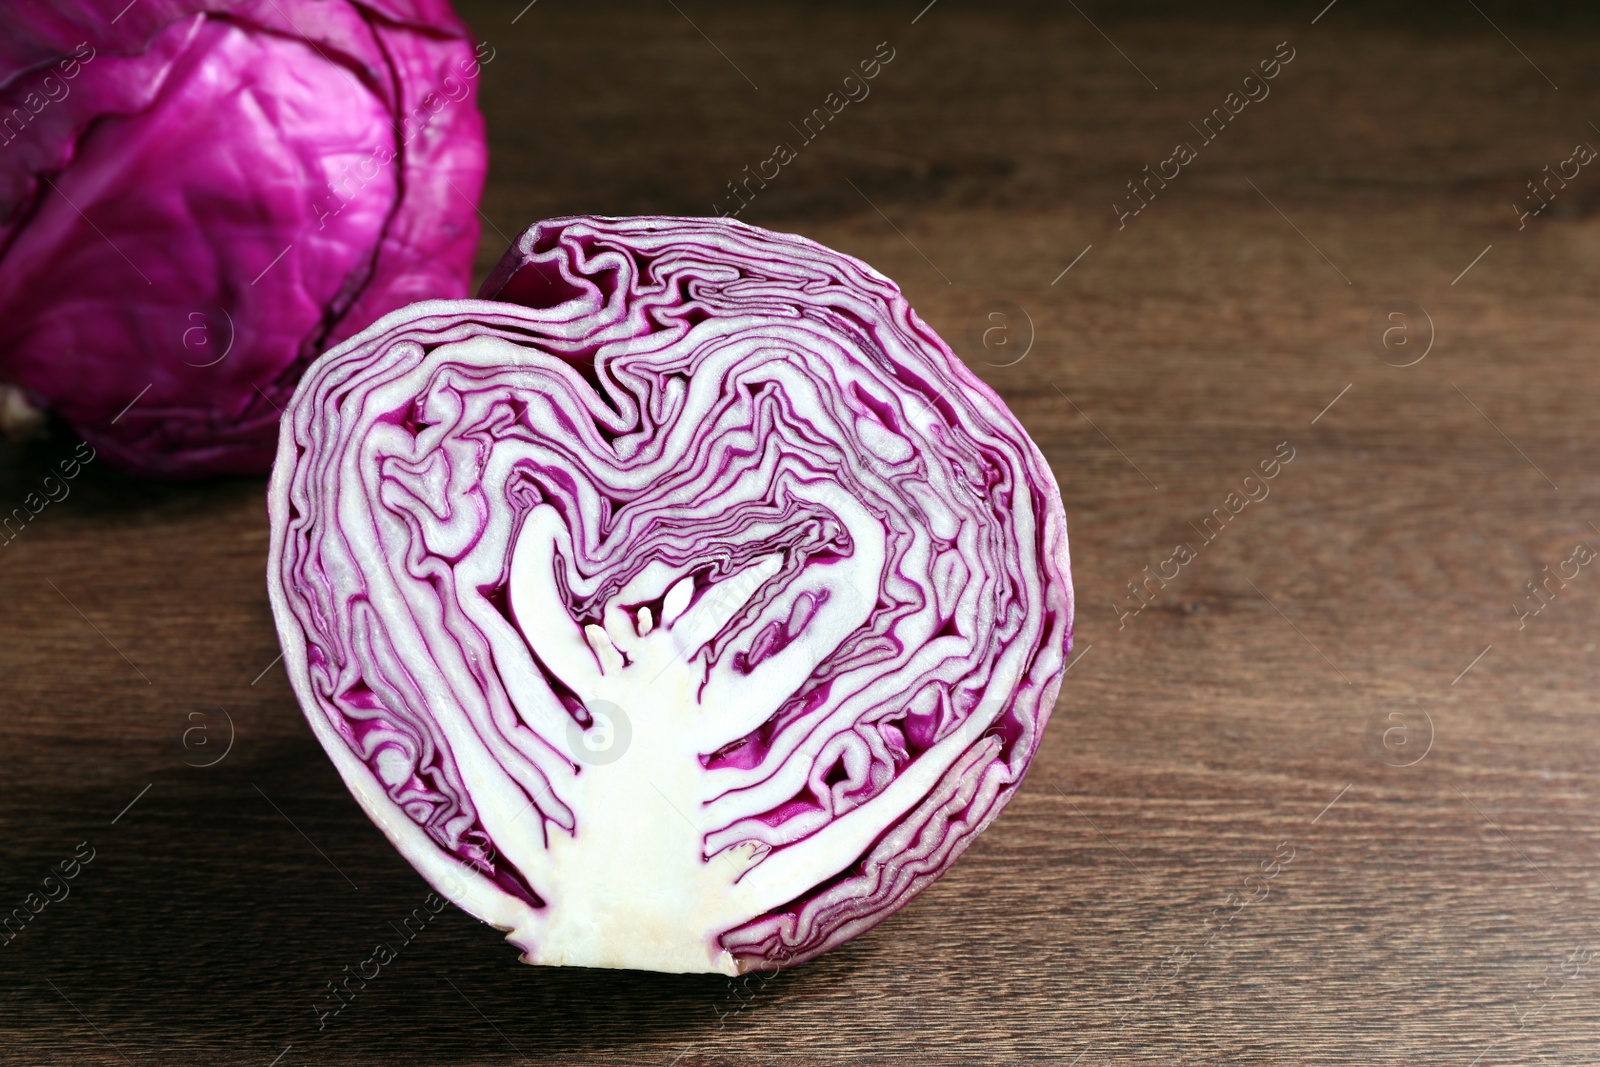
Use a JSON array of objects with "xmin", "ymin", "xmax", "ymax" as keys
[{"xmin": 0, "ymin": 0, "xmax": 488, "ymax": 476}]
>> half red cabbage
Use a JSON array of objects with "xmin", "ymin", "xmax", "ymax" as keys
[
  {"xmin": 0, "ymin": 0, "xmax": 487, "ymax": 477},
  {"xmin": 266, "ymin": 216, "xmax": 1073, "ymax": 974}
]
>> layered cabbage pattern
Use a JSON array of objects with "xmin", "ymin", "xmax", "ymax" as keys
[{"xmin": 267, "ymin": 216, "xmax": 1072, "ymax": 973}]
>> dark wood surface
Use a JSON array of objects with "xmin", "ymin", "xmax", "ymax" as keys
[{"xmin": 4, "ymin": 2, "xmax": 1600, "ymax": 1064}]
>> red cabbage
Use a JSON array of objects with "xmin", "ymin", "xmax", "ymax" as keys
[
  {"xmin": 266, "ymin": 216, "xmax": 1074, "ymax": 973},
  {"xmin": 0, "ymin": 0, "xmax": 487, "ymax": 477}
]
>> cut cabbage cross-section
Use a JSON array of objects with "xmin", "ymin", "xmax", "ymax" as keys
[{"xmin": 266, "ymin": 215, "xmax": 1073, "ymax": 974}]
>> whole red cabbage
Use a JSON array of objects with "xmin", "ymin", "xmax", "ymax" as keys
[
  {"xmin": 268, "ymin": 216, "xmax": 1073, "ymax": 974},
  {"xmin": 0, "ymin": 0, "xmax": 488, "ymax": 476}
]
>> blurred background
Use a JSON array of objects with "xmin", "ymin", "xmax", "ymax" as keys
[{"xmin": 3, "ymin": 1, "xmax": 1600, "ymax": 1064}]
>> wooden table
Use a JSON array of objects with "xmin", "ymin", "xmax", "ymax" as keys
[{"xmin": 3, "ymin": 2, "xmax": 1597, "ymax": 1063}]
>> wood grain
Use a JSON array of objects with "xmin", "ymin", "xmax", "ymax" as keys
[{"xmin": 3, "ymin": 2, "xmax": 1600, "ymax": 1064}]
